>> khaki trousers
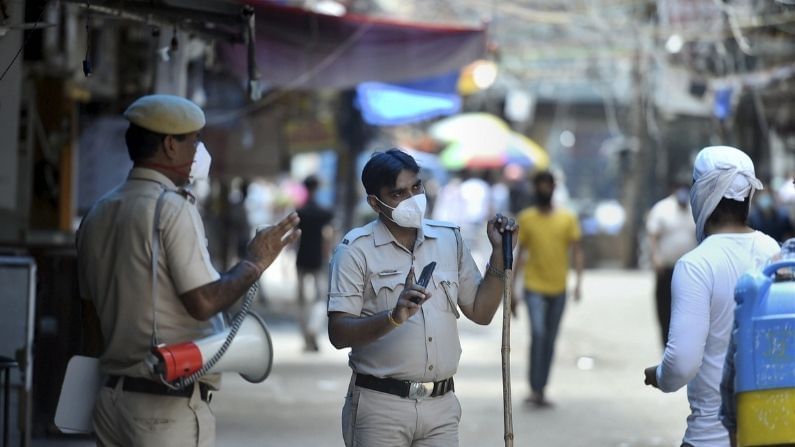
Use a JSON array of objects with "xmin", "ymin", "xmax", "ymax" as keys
[
  {"xmin": 93, "ymin": 378, "xmax": 215, "ymax": 447},
  {"xmin": 342, "ymin": 377, "xmax": 462, "ymax": 447}
]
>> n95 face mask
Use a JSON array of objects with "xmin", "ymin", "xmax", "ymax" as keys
[
  {"xmin": 189, "ymin": 142, "xmax": 212, "ymax": 184},
  {"xmin": 375, "ymin": 194, "xmax": 427, "ymax": 229}
]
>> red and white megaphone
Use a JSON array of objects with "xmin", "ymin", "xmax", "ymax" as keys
[{"xmin": 150, "ymin": 312, "xmax": 273, "ymax": 383}]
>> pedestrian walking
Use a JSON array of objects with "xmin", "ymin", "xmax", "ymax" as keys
[
  {"xmin": 512, "ymin": 170, "xmax": 584, "ymax": 407},
  {"xmin": 76, "ymin": 94, "xmax": 300, "ymax": 446},
  {"xmin": 646, "ymin": 180, "xmax": 697, "ymax": 347},
  {"xmin": 327, "ymin": 148, "xmax": 517, "ymax": 447},
  {"xmin": 643, "ymin": 145, "xmax": 779, "ymax": 447},
  {"xmin": 295, "ymin": 175, "xmax": 334, "ymax": 352}
]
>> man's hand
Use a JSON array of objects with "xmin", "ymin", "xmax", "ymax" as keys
[
  {"xmin": 486, "ymin": 213, "xmax": 519, "ymax": 255},
  {"xmin": 246, "ymin": 212, "xmax": 301, "ymax": 273},
  {"xmin": 392, "ymin": 267, "xmax": 431, "ymax": 324},
  {"xmin": 644, "ymin": 365, "xmax": 659, "ymax": 389}
]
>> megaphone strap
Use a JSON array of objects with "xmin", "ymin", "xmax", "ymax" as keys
[{"xmin": 150, "ymin": 187, "xmax": 169, "ymax": 349}]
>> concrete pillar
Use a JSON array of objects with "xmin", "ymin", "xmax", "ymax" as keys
[{"xmin": 0, "ymin": 0, "xmax": 25, "ymax": 241}]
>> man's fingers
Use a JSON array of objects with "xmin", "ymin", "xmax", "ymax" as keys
[
  {"xmin": 270, "ymin": 212, "xmax": 300, "ymax": 234},
  {"xmin": 282, "ymin": 228, "xmax": 301, "ymax": 246},
  {"xmin": 258, "ymin": 212, "xmax": 300, "ymax": 239},
  {"xmin": 405, "ymin": 266, "xmax": 416, "ymax": 285},
  {"xmin": 277, "ymin": 212, "xmax": 300, "ymax": 231}
]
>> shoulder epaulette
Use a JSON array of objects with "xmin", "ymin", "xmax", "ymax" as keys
[
  {"xmin": 175, "ymin": 187, "xmax": 196, "ymax": 205},
  {"xmin": 424, "ymin": 219, "xmax": 459, "ymax": 230},
  {"xmin": 341, "ymin": 225, "xmax": 373, "ymax": 245}
]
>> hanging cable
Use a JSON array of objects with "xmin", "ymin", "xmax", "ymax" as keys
[
  {"xmin": 0, "ymin": 3, "xmax": 47, "ymax": 82},
  {"xmin": 82, "ymin": 0, "xmax": 92, "ymax": 77},
  {"xmin": 170, "ymin": 25, "xmax": 178, "ymax": 54}
]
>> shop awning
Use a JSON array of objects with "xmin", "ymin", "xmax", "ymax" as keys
[
  {"xmin": 221, "ymin": 1, "xmax": 487, "ymax": 89},
  {"xmin": 356, "ymin": 70, "xmax": 461, "ymax": 126}
]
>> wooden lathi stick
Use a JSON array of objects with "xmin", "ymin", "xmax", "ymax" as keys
[{"xmin": 501, "ymin": 232, "xmax": 514, "ymax": 447}]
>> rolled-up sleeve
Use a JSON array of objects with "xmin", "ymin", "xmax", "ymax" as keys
[
  {"xmin": 328, "ymin": 244, "xmax": 366, "ymax": 315},
  {"xmin": 657, "ymin": 259, "xmax": 711, "ymax": 392},
  {"xmin": 162, "ymin": 200, "xmax": 220, "ymax": 294}
]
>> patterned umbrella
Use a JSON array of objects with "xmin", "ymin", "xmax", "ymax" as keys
[{"xmin": 431, "ymin": 113, "xmax": 549, "ymax": 170}]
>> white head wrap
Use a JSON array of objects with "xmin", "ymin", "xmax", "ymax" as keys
[{"xmin": 690, "ymin": 145, "xmax": 762, "ymax": 242}]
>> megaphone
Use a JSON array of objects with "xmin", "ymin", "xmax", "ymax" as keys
[{"xmin": 150, "ymin": 312, "xmax": 273, "ymax": 383}]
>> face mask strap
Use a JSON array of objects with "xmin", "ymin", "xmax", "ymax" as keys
[{"xmin": 369, "ymin": 195, "xmax": 395, "ymax": 223}]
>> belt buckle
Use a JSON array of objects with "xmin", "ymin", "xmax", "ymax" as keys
[{"xmin": 408, "ymin": 382, "xmax": 433, "ymax": 400}]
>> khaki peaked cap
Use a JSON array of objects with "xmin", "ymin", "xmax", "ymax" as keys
[{"xmin": 123, "ymin": 94, "xmax": 205, "ymax": 134}]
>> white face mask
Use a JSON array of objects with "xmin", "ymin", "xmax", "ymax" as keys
[
  {"xmin": 374, "ymin": 194, "xmax": 427, "ymax": 229},
  {"xmin": 189, "ymin": 142, "xmax": 212, "ymax": 184}
]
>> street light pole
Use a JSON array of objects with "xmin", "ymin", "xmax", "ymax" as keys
[{"xmin": 622, "ymin": 22, "xmax": 652, "ymax": 269}]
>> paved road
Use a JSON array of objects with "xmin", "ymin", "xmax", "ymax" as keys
[
  {"xmin": 37, "ymin": 267, "xmax": 692, "ymax": 447},
  {"xmin": 215, "ymin": 267, "xmax": 691, "ymax": 447}
]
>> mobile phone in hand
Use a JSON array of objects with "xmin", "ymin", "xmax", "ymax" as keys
[
  {"xmin": 410, "ymin": 262, "xmax": 436, "ymax": 303},
  {"xmin": 417, "ymin": 261, "xmax": 436, "ymax": 287}
]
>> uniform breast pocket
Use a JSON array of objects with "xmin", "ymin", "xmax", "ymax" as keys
[
  {"xmin": 432, "ymin": 271, "xmax": 460, "ymax": 318},
  {"xmin": 370, "ymin": 274, "xmax": 404, "ymax": 311}
]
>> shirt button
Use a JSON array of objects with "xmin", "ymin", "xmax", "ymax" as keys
[
  {"xmin": 428, "ymin": 365, "xmax": 434, "ymax": 371},
  {"xmin": 428, "ymin": 337, "xmax": 433, "ymax": 342}
]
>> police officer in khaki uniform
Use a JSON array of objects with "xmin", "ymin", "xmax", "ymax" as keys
[
  {"xmin": 77, "ymin": 94, "xmax": 300, "ymax": 447},
  {"xmin": 328, "ymin": 149, "xmax": 518, "ymax": 446}
]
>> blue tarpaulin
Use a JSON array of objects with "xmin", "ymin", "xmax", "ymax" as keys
[{"xmin": 356, "ymin": 71, "xmax": 461, "ymax": 126}]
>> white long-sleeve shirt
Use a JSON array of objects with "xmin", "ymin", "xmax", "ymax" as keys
[{"xmin": 656, "ymin": 231, "xmax": 780, "ymax": 446}]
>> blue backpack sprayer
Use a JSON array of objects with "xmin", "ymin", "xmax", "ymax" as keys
[{"xmin": 733, "ymin": 254, "xmax": 795, "ymax": 446}]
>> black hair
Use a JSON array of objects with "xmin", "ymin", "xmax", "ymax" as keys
[
  {"xmin": 532, "ymin": 170, "xmax": 555, "ymax": 185},
  {"xmin": 125, "ymin": 123, "xmax": 189, "ymax": 163},
  {"xmin": 361, "ymin": 149, "xmax": 419, "ymax": 197},
  {"xmin": 706, "ymin": 196, "xmax": 750, "ymax": 229},
  {"xmin": 303, "ymin": 175, "xmax": 319, "ymax": 192}
]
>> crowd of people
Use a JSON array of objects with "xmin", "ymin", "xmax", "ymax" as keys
[{"xmin": 75, "ymin": 94, "xmax": 793, "ymax": 447}]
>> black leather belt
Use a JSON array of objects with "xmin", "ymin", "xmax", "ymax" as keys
[
  {"xmin": 355, "ymin": 374, "xmax": 454, "ymax": 399},
  {"xmin": 106, "ymin": 375, "xmax": 212, "ymax": 402}
]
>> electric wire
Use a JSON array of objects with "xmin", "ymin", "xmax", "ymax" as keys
[
  {"xmin": 205, "ymin": 20, "xmax": 373, "ymax": 126},
  {"xmin": 0, "ymin": 3, "xmax": 47, "ymax": 82}
]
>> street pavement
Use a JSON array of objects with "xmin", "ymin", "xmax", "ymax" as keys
[{"xmin": 38, "ymin": 260, "xmax": 692, "ymax": 447}]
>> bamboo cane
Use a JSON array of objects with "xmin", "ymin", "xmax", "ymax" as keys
[{"xmin": 501, "ymin": 232, "xmax": 514, "ymax": 447}]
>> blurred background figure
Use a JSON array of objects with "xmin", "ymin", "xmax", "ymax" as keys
[
  {"xmin": 645, "ymin": 179, "xmax": 697, "ymax": 347},
  {"xmin": 748, "ymin": 186, "xmax": 793, "ymax": 243},
  {"xmin": 504, "ymin": 164, "xmax": 533, "ymax": 216},
  {"xmin": 459, "ymin": 169, "xmax": 492, "ymax": 267},
  {"xmin": 226, "ymin": 178, "xmax": 253, "ymax": 268},
  {"xmin": 513, "ymin": 170, "xmax": 584, "ymax": 408},
  {"xmin": 295, "ymin": 175, "xmax": 335, "ymax": 352}
]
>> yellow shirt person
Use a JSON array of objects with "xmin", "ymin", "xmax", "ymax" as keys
[
  {"xmin": 513, "ymin": 170, "xmax": 583, "ymax": 408},
  {"xmin": 517, "ymin": 207, "xmax": 581, "ymax": 294}
]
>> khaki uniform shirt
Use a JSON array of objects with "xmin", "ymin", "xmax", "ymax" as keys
[
  {"xmin": 77, "ymin": 168, "xmax": 220, "ymax": 380},
  {"xmin": 328, "ymin": 219, "xmax": 482, "ymax": 382}
]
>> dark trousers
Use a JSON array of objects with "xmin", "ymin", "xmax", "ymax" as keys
[
  {"xmin": 655, "ymin": 266, "xmax": 675, "ymax": 347},
  {"xmin": 525, "ymin": 290, "xmax": 566, "ymax": 393}
]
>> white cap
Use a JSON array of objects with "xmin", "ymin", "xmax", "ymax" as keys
[{"xmin": 124, "ymin": 94, "xmax": 205, "ymax": 134}]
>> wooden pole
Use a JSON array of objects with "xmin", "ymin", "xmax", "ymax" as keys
[{"xmin": 501, "ymin": 232, "xmax": 514, "ymax": 446}]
